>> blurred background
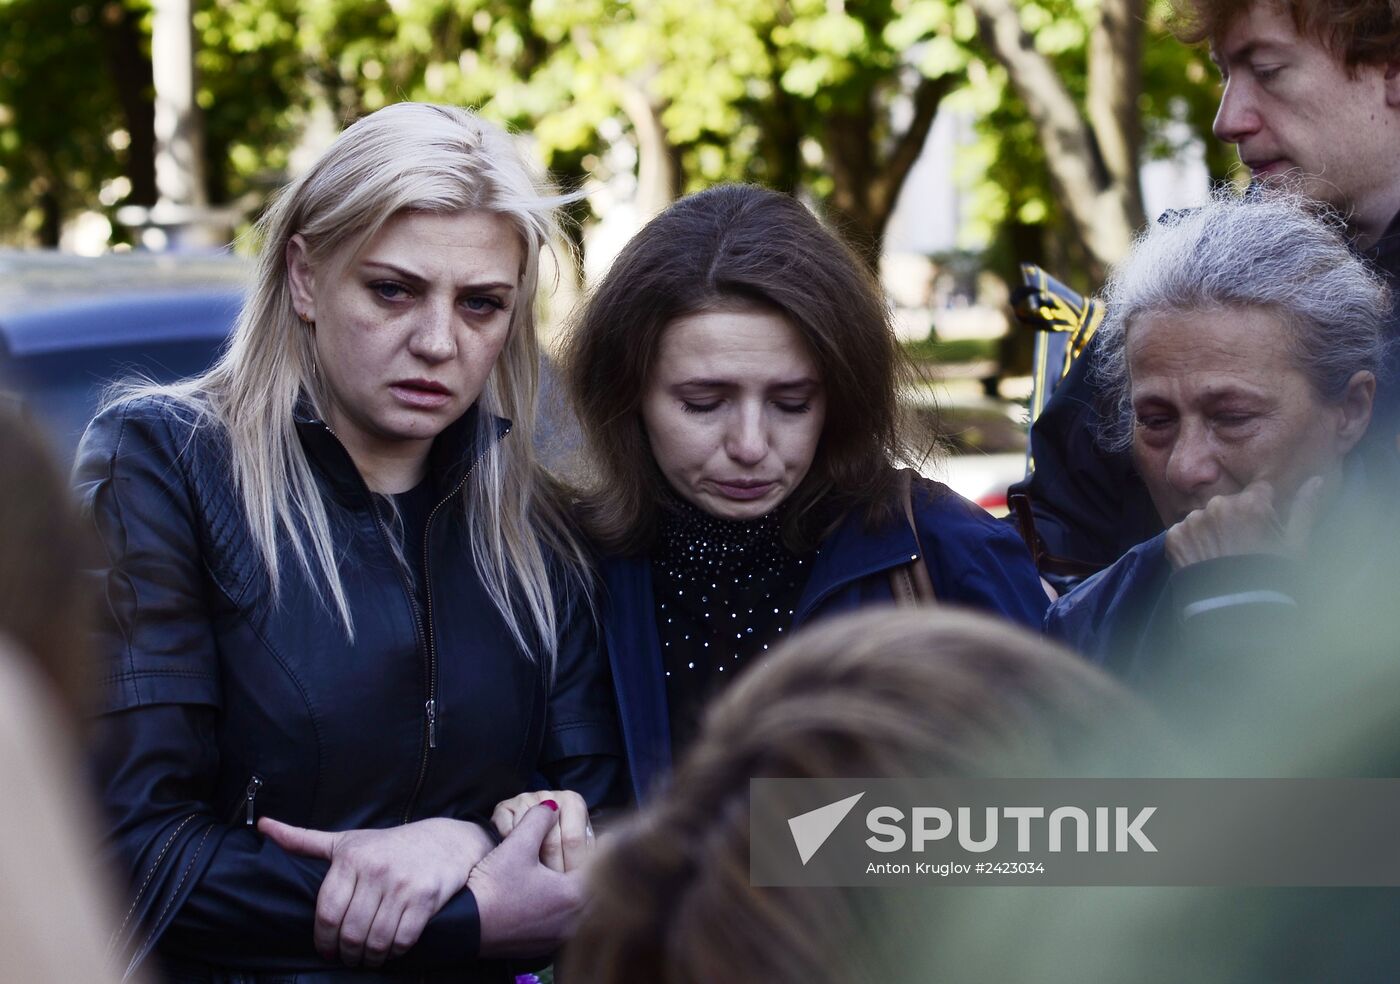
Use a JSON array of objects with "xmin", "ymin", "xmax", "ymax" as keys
[{"xmin": 0, "ymin": 0, "xmax": 1238, "ymax": 505}]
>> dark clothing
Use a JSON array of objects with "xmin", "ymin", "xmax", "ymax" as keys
[
  {"xmin": 76, "ymin": 396, "xmax": 623, "ymax": 981},
  {"xmin": 1044, "ymin": 457, "xmax": 1380, "ymax": 690},
  {"xmin": 604, "ymin": 475, "xmax": 1050, "ymax": 802},
  {"xmin": 650, "ymin": 499, "xmax": 813, "ymax": 754},
  {"xmin": 1009, "ymin": 208, "xmax": 1400, "ymax": 582}
]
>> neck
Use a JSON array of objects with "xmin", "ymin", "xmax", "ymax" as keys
[{"xmin": 337, "ymin": 432, "xmax": 433, "ymax": 494}]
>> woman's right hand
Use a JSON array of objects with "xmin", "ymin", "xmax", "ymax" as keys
[
  {"xmin": 473, "ymin": 802, "xmax": 588, "ymax": 958},
  {"xmin": 491, "ymin": 789, "xmax": 593, "ymax": 872},
  {"xmin": 258, "ymin": 816, "xmax": 495, "ymax": 968}
]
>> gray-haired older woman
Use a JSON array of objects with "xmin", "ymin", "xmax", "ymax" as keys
[{"xmin": 1046, "ymin": 193, "xmax": 1389, "ymax": 680}]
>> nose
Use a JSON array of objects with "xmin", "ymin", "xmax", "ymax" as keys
[
  {"xmin": 724, "ymin": 403, "xmax": 768, "ymax": 466},
  {"xmin": 1212, "ymin": 76, "xmax": 1258, "ymax": 146},
  {"xmin": 1164, "ymin": 421, "xmax": 1221, "ymax": 499},
  {"xmin": 408, "ymin": 301, "xmax": 457, "ymax": 363}
]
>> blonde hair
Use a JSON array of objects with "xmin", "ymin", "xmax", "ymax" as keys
[{"xmin": 115, "ymin": 103, "xmax": 587, "ymax": 667}]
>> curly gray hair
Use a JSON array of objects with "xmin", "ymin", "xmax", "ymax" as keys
[{"xmin": 1094, "ymin": 191, "xmax": 1391, "ymax": 452}]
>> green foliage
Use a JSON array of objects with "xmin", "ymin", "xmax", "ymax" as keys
[
  {"xmin": 0, "ymin": 0, "xmax": 1229, "ymax": 266},
  {"xmin": 0, "ymin": 0, "xmax": 131, "ymax": 244},
  {"xmin": 903, "ymin": 335, "xmax": 1000, "ymax": 364},
  {"xmin": 963, "ymin": 0, "xmax": 1229, "ymax": 292}
]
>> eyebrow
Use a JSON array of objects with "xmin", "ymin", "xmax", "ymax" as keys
[
  {"xmin": 673, "ymin": 376, "xmax": 821, "ymax": 389},
  {"xmin": 1211, "ymin": 39, "xmax": 1288, "ymax": 70},
  {"xmin": 360, "ymin": 260, "xmax": 515, "ymax": 292}
]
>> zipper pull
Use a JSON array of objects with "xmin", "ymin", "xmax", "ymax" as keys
[
  {"xmin": 244, "ymin": 775, "xmax": 264, "ymax": 826},
  {"xmin": 426, "ymin": 698, "xmax": 438, "ymax": 749}
]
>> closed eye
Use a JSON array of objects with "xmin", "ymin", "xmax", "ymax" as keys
[
  {"xmin": 682, "ymin": 401, "xmax": 720, "ymax": 414},
  {"xmin": 1134, "ymin": 413, "xmax": 1174, "ymax": 429},
  {"xmin": 775, "ymin": 401, "xmax": 812, "ymax": 414},
  {"xmin": 1213, "ymin": 412, "xmax": 1256, "ymax": 427}
]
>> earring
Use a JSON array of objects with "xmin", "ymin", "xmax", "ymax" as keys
[{"xmin": 298, "ymin": 310, "xmax": 315, "ymax": 329}]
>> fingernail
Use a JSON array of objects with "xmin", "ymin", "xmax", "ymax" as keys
[{"xmin": 542, "ymin": 799, "xmax": 559, "ymax": 811}]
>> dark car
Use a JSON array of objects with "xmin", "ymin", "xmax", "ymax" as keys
[
  {"xmin": 0, "ymin": 250, "xmax": 248, "ymax": 463},
  {"xmin": 0, "ymin": 250, "xmax": 583, "ymax": 469}
]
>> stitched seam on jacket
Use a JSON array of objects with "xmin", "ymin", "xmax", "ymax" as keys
[
  {"xmin": 127, "ymin": 822, "xmax": 216, "ymax": 980},
  {"xmin": 106, "ymin": 408, "xmax": 144, "ymax": 706},
  {"xmin": 109, "ymin": 812, "xmax": 198, "ymax": 951},
  {"xmin": 102, "ymin": 668, "xmax": 218, "ymax": 681}
]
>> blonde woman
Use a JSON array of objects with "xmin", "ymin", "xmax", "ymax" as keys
[{"xmin": 76, "ymin": 103, "xmax": 621, "ymax": 981}]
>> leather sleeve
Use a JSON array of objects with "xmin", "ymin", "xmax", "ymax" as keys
[
  {"xmin": 537, "ymin": 579, "xmax": 627, "ymax": 813},
  {"xmin": 75, "ymin": 401, "xmax": 485, "ymax": 974}
]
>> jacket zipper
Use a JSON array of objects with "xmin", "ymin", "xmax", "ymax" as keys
[
  {"xmin": 320, "ymin": 420, "xmax": 505, "ymax": 825},
  {"xmin": 401, "ymin": 429, "xmax": 503, "ymax": 822},
  {"xmin": 243, "ymin": 774, "xmax": 263, "ymax": 826}
]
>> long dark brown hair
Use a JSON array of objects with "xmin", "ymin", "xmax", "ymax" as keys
[{"xmin": 560, "ymin": 184, "xmax": 914, "ymax": 555}]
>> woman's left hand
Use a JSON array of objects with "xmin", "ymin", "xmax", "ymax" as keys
[
  {"xmin": 491, "ymin": 789, "xmax": 594, "ymax": 873},
  {"xmin": 258, "ymin": 815, "xmax": 495, "ymax": 968}
]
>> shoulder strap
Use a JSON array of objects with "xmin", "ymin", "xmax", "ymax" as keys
[{"xmin": 889, "ymin": 468, "xmax": 937, "ymax": 607}]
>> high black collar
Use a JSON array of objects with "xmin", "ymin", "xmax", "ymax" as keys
[
  {"xmin": 1365, "ymin": 209, "xmax": 1400, "ymax": 282},
  {"xmin": 292, "ymin": 397, "xmax": 511, "ymax": 507}
]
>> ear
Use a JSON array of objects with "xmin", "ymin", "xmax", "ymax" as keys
[
  {"xmin": 1384, "ymin": 62, "xmax": 1400, "ymax": 109},
  {"xmin": 1335, "ymin": 369, "xmax": 1376, "ymax": 453},
  {"xmin": 285, "ymin": 234, "xmax": 317, "ymax": 323}
]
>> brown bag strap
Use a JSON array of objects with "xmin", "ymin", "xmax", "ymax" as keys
[{"xmin": 890, "ymin": 469, "xmax": 937, "ymax": 607}]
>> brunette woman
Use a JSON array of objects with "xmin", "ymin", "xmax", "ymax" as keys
[
  {"xmin": 76, "ymin": 103, "xmax": 621, "ymax": 981},
  {"xmin": 559, "ymin": 184, "xmax": 1049, "ymax": 800}
]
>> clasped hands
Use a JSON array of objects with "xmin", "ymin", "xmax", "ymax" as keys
[
  {"xmin": 257, "ymin": 789, "xmax": 593, "ymax": 968},
  {"xmin": 1164, "ymin": 475, "xmax": 1325, "ymax": 570}
]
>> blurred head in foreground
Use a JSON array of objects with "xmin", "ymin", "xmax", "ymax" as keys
[
  {"xmin": 0, "ymin": 408, "xmax": 93, "ymax": 715},
  {"xmin": 562, "ymin": 607, "xmax": 1149, "ymax": 984}
]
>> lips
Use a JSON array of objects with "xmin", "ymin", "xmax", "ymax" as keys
[
  {"xmin": 1243, "ymin": 157, "xmax": 1291, "ymax": 178},
  {"xmin": 390, "ymin": 378, "xmax": 452, "ymax": 409},
  {"xmin": 711, "ymin": 479, "xmax": 777, "ymax": 501}
]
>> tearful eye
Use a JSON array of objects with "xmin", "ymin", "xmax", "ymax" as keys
[
  {"xmin": 464, "ymin": 295, "xmax": 506, "ymax": 314},
  {"xmin": 1213, "ymin": 413, "xmax": 1255, "ymax": 428},
  {"xmin": 1134, "ymin": 414, "xmax": 1173, "ymax": 430},
  {"xmin": 371, "ymin": 281, "xmax": 409, "ymax": 300}
]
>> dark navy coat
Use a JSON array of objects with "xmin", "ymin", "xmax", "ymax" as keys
[
  {"xmin": 76, "ymin": 396, "xmax": 622, "ymax": 982},
  {"xmin": 1010, "ymin": 208, "xmax": 1400, "ymax": 583},
  {"xmin": 603, "ymin": 475, "xmax": 1049, "ymax": 801},
  {"xmin": 1044, "ymin": 458, "xmax": 1390, "ymax": 685}
]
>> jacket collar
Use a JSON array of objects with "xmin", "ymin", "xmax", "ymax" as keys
[
  {"xmin": 1365, "ymin": 208, "xmax": 1400, "ymax": 283},
  {"xmin": 795, "ymin": 503, "xmax": 918, "ymax": 621},
  {"xmin": 292, "ymin": 396, "xmax": 512, "ymax": 507}
]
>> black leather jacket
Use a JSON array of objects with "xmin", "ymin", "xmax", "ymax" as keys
[{"xmin": 76, "ymin": 395, "xmax": 623, "ymax": 982}]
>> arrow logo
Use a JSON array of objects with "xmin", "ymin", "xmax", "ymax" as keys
[{"xmin": 788, "ymin": 792, "xmax": 865, "ymax": 865}]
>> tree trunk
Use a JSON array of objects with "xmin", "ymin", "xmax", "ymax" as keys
[
  {"xmin": 1087, "ymin": 0, "xmax": 1146, "ymax": 228},
  {"xmin": 824, "ymin": 73, "xmax": 954, "ymax": 277},
  {"xmin": 614, "ymin": 74, "xmax": 681, "ymax": 221},
  {"xmin": 98, "ymin": 0, "xmax": 157, "ymax": 207},
  {"xmin": 967, "ymin": 0, "xmax": 1145, "ymax": 283}
]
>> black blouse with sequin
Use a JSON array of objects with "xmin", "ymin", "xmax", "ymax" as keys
[{"xmin": 650, "ymin": 499, "xmax": 815, "ymax": 755}]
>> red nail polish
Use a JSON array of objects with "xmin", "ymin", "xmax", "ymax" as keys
[{"xmin": 542, "ymin": 799, "xmax": 559, "ymax": 811}]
